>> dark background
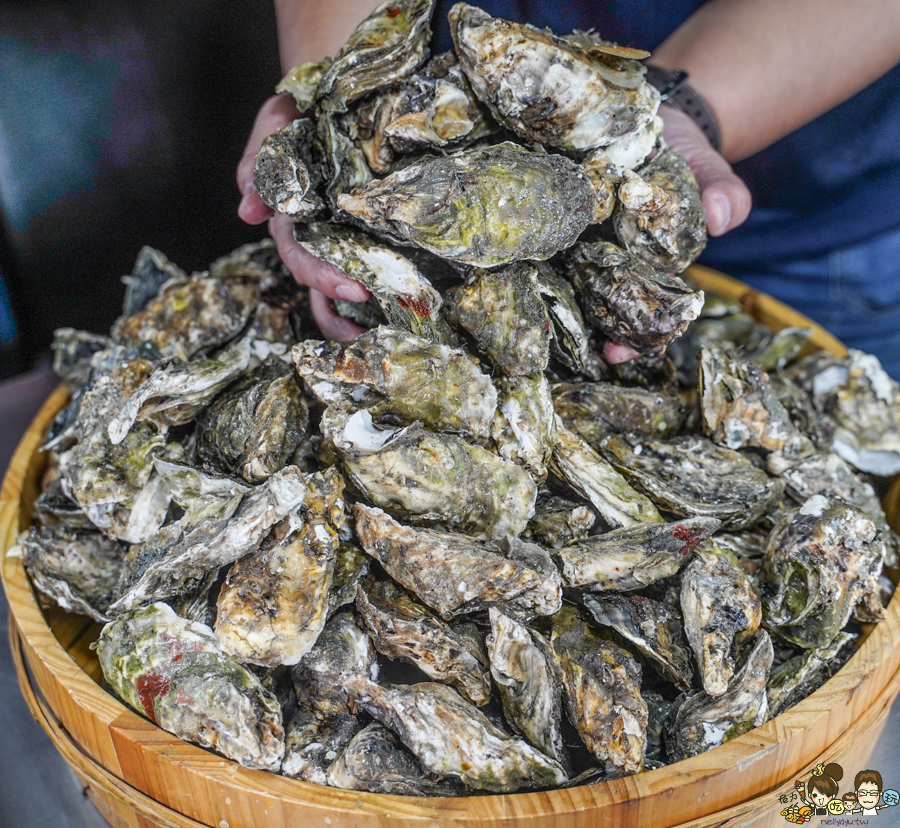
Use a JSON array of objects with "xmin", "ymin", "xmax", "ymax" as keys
[{"xmin": 0, "ymin": 0, "xmax": 282, "ymax": 379}]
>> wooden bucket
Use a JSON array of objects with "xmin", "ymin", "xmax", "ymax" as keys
[{"xmin": 3, "ymin": 266, "xmax": 899, "ymax": 828}]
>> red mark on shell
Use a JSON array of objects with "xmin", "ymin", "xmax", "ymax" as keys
[
  {"xmin": 672, "ymin": 524, "xmax": 705, "ymax": 555},
  {"xmin": 386, "ymin": 5, "xmax": 402, "ymax": 17},
  {"xmin": 136, "ymin": 669, "xmax": 171, "ymax": 722},
  {"xmin": 396, "ymin": 295, "xmax": 432, "ymax": 318}
]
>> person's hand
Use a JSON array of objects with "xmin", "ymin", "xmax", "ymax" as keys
[{"xmin": 236, "ymin": 93, "xmax": 371, "ymax": 340}]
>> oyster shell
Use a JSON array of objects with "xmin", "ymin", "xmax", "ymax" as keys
[
  {"xmin": 121, "ymin": 246, "xmax": 188, "ymax": 319},
  {"xmin": 52, "ymin": 328, "xmax": 112, "ymax": 390},
  {"xmin": 253, "ymin": 118, "xmax": 324, "ymax": 219},
  {"xmin": 83, "ymin": 464, "xmax": 174, "ymax": 545},
  {"xmin": 556, "ymin": 516, "xmax": 720, "ymax": 592},
  {"xmin": 613, "ymin": 146, "xmax": 707, "ymax": 273},
  {"xmin": 487, "ymin": 608, "xmax": 567, "ymax": 766},
  {"xmin": 523, "ymin": 493, "xmax": 595, "ymax": 550},
  {"xmin": 681, "ymin": 540, "xmax": 763, "ymax": 696},
  {"xmin": 354, "ymin": 504, "xmax": 556, "ymax": 620},
  {"xmin": 337, "ymin": 142, "xmax": 595, "ymax": 267},
  {"xmin": 349, "ymin": 88, "xmax": 402, "ymax": 174},
  {"xmin": 344, "ymin": 678, "xmax": 568, "ymax": 792},
  {"xmin": 96, "ymin": 602, "xmax": 284, "ymax": 770},
  {"xmin": 759, "ymin": 495, "xmax": 884, "ymax": 649},
  {"xmin": 33, "ymin": 477, "xmax": 95, "ymax": 530},
  {"xmin": 449, "ymin": 3, "xmax": 660, "ymax": 151},
  {"xmin": 327, "ymin": 544, "xmax": 370, "ymax": 618},
  {"xmin": 275, "ymin": 60, "xmax": 331, "ymax": 112},
  {"xmin": 583, "ymin": 594, "xmax": 694, "ymax": 691},
  {"xmin": 599, "ymin": 433, "xmax": 785, "ymax": 530},
  {"xmin": 356, "ymin": 578, "xmax": 491, "ymax": 705},
  {"xmin": 666, "ymin": 632, "xmax": 773, "ymax": 762},
  {"xmin": 552, "ymin": 605, "xmax": 647, "ymax": 775},
  {"xmin": 317, "ymin": 112, "xmax": 374, "ymax": 211},
  {"xmin": 535, "ymin": 262, "xmax": 591, "ymax": 374},
  {"xmin": 488, "ymin": 535, "xmax": 563, "ymax": 619},
  {"xmin": 566, "ymin": 241, "xmax": 703, "ymax": 357}
]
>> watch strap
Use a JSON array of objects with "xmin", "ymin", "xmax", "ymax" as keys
[{"xmin": 644, "ymin": 65, "xmax": 723, "ymax": 152}]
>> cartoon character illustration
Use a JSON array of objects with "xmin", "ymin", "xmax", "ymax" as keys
[
  {"xmin": 844, "ymin": 770, "xmax": 898, "ymax": 816},
  {"xmin": 841, "ymin": 791, "xmax": 858, "ymax": 811},
  {"xmin": 798, "ymin": 763, "xmax": 844, "ymax": 816}
]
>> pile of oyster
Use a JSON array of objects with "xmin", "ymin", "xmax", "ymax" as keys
[{"xmin": 15, "ymin": 0, "xmax": 900, "ymax": 796}]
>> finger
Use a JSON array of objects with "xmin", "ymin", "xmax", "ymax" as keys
[
  {"xmin": 310, "ymin": 288, "xmax": 367, "ymax": 341},
  {"xmin": 603, "ymin": 340, "xmax": 642, "ymax": 364},
  {"xmin": 660, "ymin": 105, "xmax": 752, "ymax": 237},
  {"xmin": 268, "ymin": 214, "xmax": 372, "ymax": 303},
  {"xmin": 237, "ymin": 93, "xmax": 301, "ymax": 225}
]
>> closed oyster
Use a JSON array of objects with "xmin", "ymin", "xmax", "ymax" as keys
[
  {"xmin": 524, "ymin": 493, "xmax": 595, "ymax": 550},
  {"xmin": 296, "ymin": 326, "xmax": 495, "ymax": 440},
  {"xmin": 83, "ymin": 464, "xmax": 174, "ymax": 545},
  {"xmin": 337, "ymin": 142, "xmax": 595, "ymax": 267},
  {"xmin": 348, "ymin": 87, "xmax": 402, "ymax": 174},
  {"xmin": 121, "ymin": 246, "xmax": 188, "ymax": 319},
  {"xmin": 488, "ymin": 535, "xmax": 563, "ymax": 619},
  {"xmin": 583, "ymin": 594, "xmax": 693, "ymax": 691},
  {"xmin": 666, "ymin": 632, "xmax": 773, "ymax": 763},
  {"xmin": 599, "ymin": 433, "xmax": 785, "ymax": 530},
  {"xmin": 450, "ymin": 3, "xmax": 659, "ymax": 151},
  {"xmin": 699, "ymin": 345, "xmax": 805, "ymax": 454},
  {"xmin": 746, "ymin": 326, "xmax": 812, "ymax": 373},
  {"xmin": 549, "ymin": 420, "xmax": 664, "ymax": 529},
  {"xmin": 327, "ymin": 544, "xmax": 370, "ymax": 618},
  {"xmin": 552, "ymin": 381, "xmax": 685, "ymax": 444},
  {"xmin": 566, "ymin": 241, "xmax": 703, "ymax": 357},
  {"xmin": 293, "ymin": 223, "xmax": 454, "ymax": 344},
  {"xmin": 354, "ymin": 504, "xmax": 555, "ymax": 620},
  {"xmin": 356, "ymin": 578, "xmax": 491, "ymax": 705},
  {"xmin": 253, "ymin": 118, "xmax": 324, "ymax": 219},
  {"xmin": 315, "ymin": 0, "xmax": 434, "ymax": 113},
  {"xmin": 195, "ymin": 357, "xmax": 308, "ymax": 484},
  {"xmin": 327, "ymin": 721, "xmax": 461, "ymax": 795},
  {"xmin": 556, "ymin": 516, "xmax": 720, "ymax": 592},
  {"xmin": 52, "ymin": 328, "xmax": 112, "ymax": 390},
  {"xmin": 334, "ymin": 414, "xmax": 536, "ymax": 539},
  {"xmin": 487, "ymin": 608, "xmax": 567, "ymax": 766},
  {"xmin": 317, "ymin": 112, "xmax": 374, "ymax": 211},
  {"xmin": 681, "ymin": 540, "xmax": 762, "ymax": 696},
  {"xmin": 344, "ymin": 678, "xmax": 568, "ymax": 792},
  {"xmin": 535, "ymin": 262, "xmax": 591, "ymax": 374},
  {"xmin": 552, "ymin": 605, "xmax": 647, "ymax": 775},
  {"xmin": 96, "ymin": 602, "xmax": 284, "ymax": 770},
  {"xmin": 491, "ymin": 373, "xmax": 557, "ymax": 483},
  {"xmin": 20, "ymin": 525, "xmax": 125, "ymax": 622},
  {"xmin": 275, "ymin": 59, "xmax": 331, "ymax": 111},
  {"xmin": 759, "ymin": 495, "xmax": 884, "ymax": 649},
  {"xmin": 33, "ymin": 477, "xmax": 95, "ymax": 530},
  {"xmin": 613, "ymin": 146, "xmax": 707, "ymax": 273}
]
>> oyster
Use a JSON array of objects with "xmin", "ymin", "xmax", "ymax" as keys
[
  {"xmin": 556, "ymin": 516, "xmax": 720, "ymax": 592},
  {"xmin": 549, "ymin": 420, "xmax": 664, "ymax": 529},
  {"xmin": 524, "ymin": 493, "xmax": 595, "ymax": 550},
  {"xmin": 535, "ymin": 262, "xmax": 591, "ymax": 374},
  {"xmin": 614, "ymin": 147, "xmax": 707, "ymax": 273},
  {"xmin": 33, "ymin": 477, "xmax": 95, "ymax": 530},
  {"xmin": 356, "ymin": 578, "xmax": 491, "ymax": 705},
  {"xmin": 488, "ymin": 535, "xmax": 563, "ymax": 619},
  {"xmin": 449, "ymin": 3, "xmax": 659, "ymax": 151},
  {"xmin": 552, "ymin": 605, "xmax": 647, "ymax": 775},
  {"xmin": 348, "ymin": 88, "xmax": 402, "ymax": 174},
  {"xmin": 344, "ymin": 678, "xmax": 568, "ymax": 792},
  {"xmin": 491, "ymin": 373, "xmax": 557, "ymax": 483},
  {"xmin": 681, "ymin": 541, "xmax": 763, "ymax": 696},
  {"xmin": 20, "ymin": 525, "xmax": 125, "ymax": 622},
  {"xmin": 599, "ymin": 433, "xmax": 785, "ymax": 530},
  {"xmin": 759, "ymin": 495, "xmax": 884, "ymax": 649},
  {"xmin": 195, "ymin": 357, "xmax": 308, "ymax": 484},
  {"xmin": 83, "ymin": 464, "xmax": 174, "ymax": 545},
  {"xmin": 583, "ymin": 594, "xmax": 694, "ymax": 691},
  {"xmin": 354, "ymin": 504, "xmax": 556, "ymax": 620},
  {"xmin": 698, "ymin": 345, "xmax": 805, "ymax": 454},
  {"xmin": 667, "ymin": 632, "xmax": 773, "ymax": 763},
  {"xmin": 314, "ymin": 0, "xmax": 434, "ymax": 113},
  {"xmin": 121, "ymin": 246, "xmax": 188, "ymax": 319},
  {"xmin": 566, "ymin": 241, "xmax": 703, "ymax": 357},
  {"xmin": 316, "ymin": 112, "xmax": 374, "ymax": 210},
  {"xmin": 253, "ymin": 118, "xmax": 324, "ymax": 219},
  {"xmin": 337, "ymin": 142, "xmax": 595, "ymax": 267},
  {"xmin": 487, "ymin": 608, "xmax": 567, "ymax": 765},
  {"xmin": 746, "ymin": 327, "xmax": 812, "ymax": 373},
  {"xmin": 334, "ymin": 414, "xmax": 536, "ymax": 539},
  {"xmin": 327, "ymin": 544, "xmax": 370, "ymax": 617},
  {"xmin": 295, "ymin": 326, "xmax": 495, "ymax": 440},
  {"xmin": 275, "ymin": 59, "xmax": 331, "ymax": 112},
  {"xmin": 96, "ymin": 602, "xmax": 284, "ymax": 770},
  {"xmin": 327, "ymin": 722, "xmax": 461, "ymax": 795},
  {"xmin": 52, "ymin": 328, "xmax": 112, "ymax": 390},
  {"xmin": 292, "ymin": 223, "xmax": 454, "ymax": 344}
]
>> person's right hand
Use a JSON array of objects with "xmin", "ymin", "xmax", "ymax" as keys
[{"xmin": 236, "ymin": 93, "xmax": 370, "ymax": 341}]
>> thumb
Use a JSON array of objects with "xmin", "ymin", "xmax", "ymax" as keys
[{"xmin": 660, "ymin": 105, "xmax": 752, "ymax": 237}]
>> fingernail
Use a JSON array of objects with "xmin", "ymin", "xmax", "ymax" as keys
[
  {"xmin": 707, "ymin": 194, "xmax": 731, "ymax": 235},
  {"xmin": 238, "ymin": 183, "xmax": 256, "ymax": 214},
  {"xmin": 336, "ymin": 283, "xmax": 367, "ymax": 302}
]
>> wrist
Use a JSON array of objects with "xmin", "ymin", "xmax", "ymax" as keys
[{"xmin": 645, "ymin": 65, "xmax": 722, "ymax": 152}]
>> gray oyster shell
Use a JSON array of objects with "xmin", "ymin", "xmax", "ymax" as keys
[
  {"xmin": 52, "ymin": 328, "xmax": 112, "ymax": 390},
  {"xmin": 317, "ymin": 112, "xmax": 374, "ymax": 211},
  {"xmin": 599, "ymin": 433, "xmax": 785, "ymax": 530},
  {"xmin": 759, "ymin": 495, "xmax": 884, "ymax": 649},
  {"xmin": 491, "ymin": 373, "xmax": 558, "ymax": 484},
  {"xmin": 666, "ymin": 632, "xmax": 773, "ymax": 763},
  {"xmin": 344, "ymin": 678, "xmax": 568, "ymax": 792},
  {"xmin": 552, "ymin": 605, "xmax": 647, "ymax": 775},
  {"xmin": 681, "ymin": 541, "xmax": 762, "ymax": 696},
  {"xmin": 613, "ymin": 147, "xmax": 707, "ymax": 273},
  {"xmin": 487, "ymin": 608, "xmax": 568, "ymax": 766},
  {"xmin": 450, "ymin": 3, "xmax": 659, "ymax": 151},
  {"xmin": 356, "ymin": 578, "xmax": 491, "ymax": 705},
  {"xmin": 583, "ymin": 594, "xmax": 694, "ymax": 691},
  {"xmin": 275, "ymin": 60, "xmax": 331, "ymax": 112},
  {"xmin": 121, "ymin": 246, "xmax": 188, "ymax": 319},
  {"xmin": 327, "ymin": 544, "xmax": 370, "ymax": 618},
  {"xmin": 96, "ymin": 602, "xmax": 284, "ymax": 770},
  {"xmin": 566, "ymin": 241, "xmax": 703, "ymax": 357},
  {"xmin": 33, "ymin": 477, "xmax": 95, "ymax": 531},
  {"xmin": 524, "ymin": 493, "xmax": 595, "ymax": 550},
  {"xmin": 253, "ymin": 118, "xmax": 324, "ymax": 219},
  {"xmin": 487, "ymin": 535, "xmax": 563, "ymax": 620},
  {"xmin": 348, "ymin": 87, "xmax": 402, "ymax": 174},
  {"xmin": 556, "ymin": 516, "xmax": 720, "ymax": 592},
  {"xmin": 535, "ymin": 262, "xmax": 591, "ymax": 374},
  {"xmin": 337, "ymin": 142, "xmax": 595, "ymax": 267}
]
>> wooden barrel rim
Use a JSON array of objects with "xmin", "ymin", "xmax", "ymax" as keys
[{"xmin": 2, "ymin": 266, "xmax": 899, "ymax": 828}]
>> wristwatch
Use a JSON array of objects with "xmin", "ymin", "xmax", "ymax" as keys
[{"xmin": 644, "ymin": 65, "xmax": 722, "ymax": 153}]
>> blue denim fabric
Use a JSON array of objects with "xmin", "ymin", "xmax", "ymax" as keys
[{"xmin": 707, "ymin": 225, "xmax": 900, "ymax": 380}]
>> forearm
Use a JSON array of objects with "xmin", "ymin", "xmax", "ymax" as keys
[
  {"xmin": 274, "ymin": 0, "xmax": 380, "ymax": 72},
  {"xmin": 651, "ymin": 0, "xmax": 900, "ymax": 162}
]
